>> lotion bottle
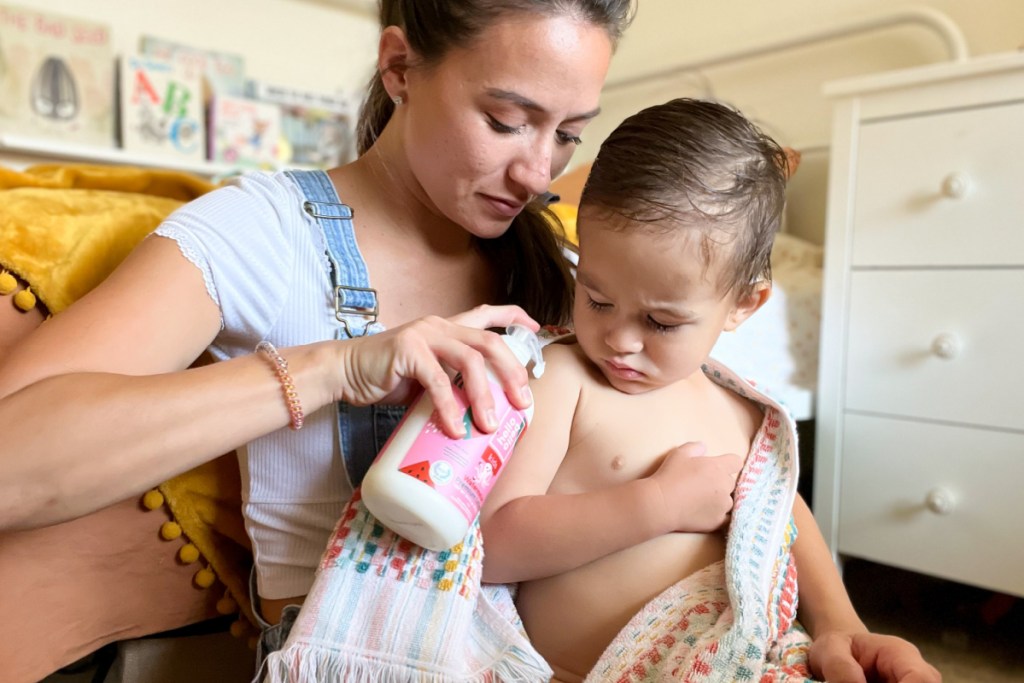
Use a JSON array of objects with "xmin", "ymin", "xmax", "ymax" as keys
[{"xmin": 361, "ymin": 324, "xmax": 545, "ymax": 550}]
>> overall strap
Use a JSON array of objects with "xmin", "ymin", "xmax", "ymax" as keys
[
  {"xmin": 286, "ymin": 169, "xmax": 382, "ymax": 339},
  {"xmin": 285, "ymin": 169, "xmax": 395, "ymax": 487}
]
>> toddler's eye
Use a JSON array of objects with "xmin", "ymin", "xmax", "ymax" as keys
[
  {"xmin": 586, "ymin": 295, "xmax": 611, "ymax": 311},
  {"xmin": 646, "ymin": 316, "xmax": 681, "ymax": 333}
]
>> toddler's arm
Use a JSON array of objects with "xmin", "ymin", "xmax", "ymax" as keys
[
  {"xmin": 480, "ymin": 344, "xmax": 739, "ymax": 584},
  {"xmin": 792, "ymin": 496, "xmax": 940, "ymax": 682}
]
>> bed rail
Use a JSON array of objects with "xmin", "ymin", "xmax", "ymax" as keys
[{"xmin": 604, "ymin": 6, "xmax": 968, "ymax": 93}]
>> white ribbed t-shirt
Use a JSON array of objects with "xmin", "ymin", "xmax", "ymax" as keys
[{"xmin": 155, "ymin": 171, "xmax": 356, "ymax": 600}]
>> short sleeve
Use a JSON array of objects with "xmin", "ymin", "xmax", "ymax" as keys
[{"xmin": 154, "ymin": 172, "xmax": 303, "ymax": 349}]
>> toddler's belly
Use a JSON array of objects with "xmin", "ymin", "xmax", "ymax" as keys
[{"xmin": 516, "ymin": 531, "xmax": 725, "ymax": 683}]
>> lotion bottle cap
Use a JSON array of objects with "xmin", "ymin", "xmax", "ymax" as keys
[{"xmin": 503, "ymin": 324, "xmax": 545, "ymax": 378}]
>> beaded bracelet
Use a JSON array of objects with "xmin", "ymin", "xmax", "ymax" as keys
[{"xmin": 256, "ymin": 341, "xmax": 305, "ymax": 430}]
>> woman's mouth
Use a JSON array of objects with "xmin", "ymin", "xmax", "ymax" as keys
[{"xmin": 481, "ymin": 194, "xmax": 526, "ymax": 219}]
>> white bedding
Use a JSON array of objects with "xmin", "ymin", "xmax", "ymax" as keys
[{"xmin": 710, "ymin": 233, "xmax": 822, "ymax": 421}]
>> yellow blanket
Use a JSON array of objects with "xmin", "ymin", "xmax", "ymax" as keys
[{"xmin": 0, "ymin": 163, "xmax": 255, "ymax": 628}]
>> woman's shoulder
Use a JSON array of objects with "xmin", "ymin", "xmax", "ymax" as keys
[
  {"xmin": 210, "ymin": 170, "xmax": 306, "ymax": 210},
  {"xmin": 159, "ymin": 170, "xmax": 311, "ymax": 244}
]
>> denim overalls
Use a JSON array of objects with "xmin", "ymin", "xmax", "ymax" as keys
[{"xmin": 252, "ymin": 169, "xmax": 407, "ymax": 672}]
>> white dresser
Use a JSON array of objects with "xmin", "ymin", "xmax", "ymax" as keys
[{"xmin": 813, "ymin": 52, "xmax": 1024, "ymax": 598}]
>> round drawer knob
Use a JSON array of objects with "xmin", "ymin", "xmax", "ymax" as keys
[
  {"xmin": 941, "ymin": 172, "xmax": 971, "ymax": 199},
  {"xmin": 925, "ymin": 488, "xmax": 956, "ymax": 515},
  {"xmin": 931, "ymin": 333, "xmax": 961, "ymax": 359}
]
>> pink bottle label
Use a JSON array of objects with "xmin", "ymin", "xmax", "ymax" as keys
[{"xmin": 397, "ymin": 378, "xmax": 527, "ymax": 523}]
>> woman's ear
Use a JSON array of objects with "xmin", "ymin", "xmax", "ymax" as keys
[
  {"xmin": 724, "ymin": 281, "xmax": 771, "ymax": 332},
  {"xmin": 379, "ymin": 25, "xmax": 411, "ymax": 101}
]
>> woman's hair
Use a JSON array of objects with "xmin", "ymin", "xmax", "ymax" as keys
[
  {"xmin": 580, "ymin": 98, "xmax": 788, "ymax": 300},
  {"xmin": 357, "ymin": 0, "xmax": 635, "ymax": 326}
]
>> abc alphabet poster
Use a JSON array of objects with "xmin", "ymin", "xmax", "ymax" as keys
[{"xmin": 118, "ymin": 54, "xmax": 205, "ymax": 162}]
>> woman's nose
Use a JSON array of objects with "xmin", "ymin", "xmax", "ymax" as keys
[{"xmin": 509, "ymin": 136, "xmax": 554, "ymax": 197}]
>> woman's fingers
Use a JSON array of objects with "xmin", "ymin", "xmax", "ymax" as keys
[
  {"xmin": 448, "ymin": 304, "xmax": 539, "ymax": 333},
  {"xmin": 361, "ymin": 308, "xmax": 537, "ymax": 438},
  {"xmin": 415, "ymin": 325, "xmax": 529, "ymax": 436}
]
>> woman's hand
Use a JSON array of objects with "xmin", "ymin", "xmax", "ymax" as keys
[
  {"xmin": 646, "ymin": 441, "xmax": 742, "ymax": 533},
  {"xmin": 334, "ymin": 304, "xmax": 539, "ymax": 437},
  {"xmin": 809, "ymin": 630, "xmax": 941, "ymax": 683}
]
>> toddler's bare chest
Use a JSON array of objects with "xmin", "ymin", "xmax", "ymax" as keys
[{"xmin": 550, "ymin": 383, "xmax": 759, "ymax": 494}]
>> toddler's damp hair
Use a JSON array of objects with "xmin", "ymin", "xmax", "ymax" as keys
[{"xmin": 580, "ymin": 98, "xmax": 788, "ymax": 299}]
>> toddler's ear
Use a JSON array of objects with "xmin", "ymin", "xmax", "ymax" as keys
[
  {"xmin": 782, "ymin": 147, "xmax": 802, "ymax": 180},
  {"xmin": 723, "ymin": 281, "xmax": 771, "ymax": 332}
]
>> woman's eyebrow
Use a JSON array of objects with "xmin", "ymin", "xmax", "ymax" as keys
[{"xmin": 485, "ymin": 88, "xmax": 601, "ymax": 121}]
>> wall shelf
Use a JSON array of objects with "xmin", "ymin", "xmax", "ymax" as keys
[{"xmin": 0, "ymin": 134, "xmax": 236, "ymax": 177}]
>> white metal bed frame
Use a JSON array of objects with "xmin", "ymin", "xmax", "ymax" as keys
[{"xmin": 603, "ymin": 6, "xmax": 969, "ymax": 94}]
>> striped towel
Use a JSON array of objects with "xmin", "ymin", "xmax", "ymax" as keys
[
  {"xmin": 265, "ymin": 359, "xmax": 816, "ymax": 682},
  {"xmin": 585, "ymin": 360, "xmax": 817, "ymax": 682},
  {"xmin": 261, "ymin": 489, "xmax": 551, "ymax": 682}
]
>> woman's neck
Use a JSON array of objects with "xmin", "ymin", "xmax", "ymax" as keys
[{"xmin": 334, "ymin": 144, "xmax": 476, "ymax": 257}]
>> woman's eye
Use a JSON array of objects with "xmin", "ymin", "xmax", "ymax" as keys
[
  {"xmin": 487, "ymin": 115, "xmax": 523, "ymax": 135},
  {"xmin": 556, "ymin": 130, "xmax": 582, "ymax": 146}
]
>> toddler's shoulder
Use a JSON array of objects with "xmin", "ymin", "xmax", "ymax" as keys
[{"xmin": 541, "ymin": 338, "xmax": 590, "ymax": 374}]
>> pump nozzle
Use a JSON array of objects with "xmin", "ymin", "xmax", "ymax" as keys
[{"xmin": 503, "ymin": 324, "xmax": 546, "ymax": 378}]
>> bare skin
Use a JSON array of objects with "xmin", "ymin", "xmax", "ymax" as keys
[{"xmin": 510, "ymin": 344, "xmax": 759, "ymax": 680}]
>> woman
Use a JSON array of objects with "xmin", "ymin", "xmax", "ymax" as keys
[{"xmin": 0, "ymin": 2, "xmax": 936, "ymax": 681}]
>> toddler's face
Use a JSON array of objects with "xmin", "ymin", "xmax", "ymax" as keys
[{"xmin": 573, "ymin": 217, "xmax": 756, "ymax": 394}]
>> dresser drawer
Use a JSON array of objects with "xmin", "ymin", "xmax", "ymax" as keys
[
  {"xmin": 844, "ymin": 269, "xmax": 1024, "ymax": 431},
  {"xmin": 838, "ymin": 414, "xmax": 1024, "ymax": 597},
  {"xmin": 850, "ymin": 101, "xmax": 1024, "ymax": 267}
]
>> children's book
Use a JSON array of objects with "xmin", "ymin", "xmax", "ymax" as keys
[
  {"xmin": 0, "ymin": 4, "xmax": 115, "ymax": 148},
  {"xmin": 117, "ymin": 54, "xmax": 205, "ymax": 162},
  {"xmin": 208, "ymin": 95, "xmax": 281, "ymax": 168},
  {"xmin": 244, "ymin": 80, "xmax": 356, "ymax": 168},
  {"xmin": 138, "ymin": 35, "xmax": 245, "ymax": 104}
]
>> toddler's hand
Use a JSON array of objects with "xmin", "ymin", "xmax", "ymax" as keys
[
  {"xmin": 809, "ymin": 630, "xmax": 940, "ymax": 683},
  {"xmin": 647, "ymin": 441, "xmax": 741, "ymax": 534}
]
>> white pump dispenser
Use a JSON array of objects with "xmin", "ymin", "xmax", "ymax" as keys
[{"xmin": 361, "ymin": 325, "xmax": 545, "ymax": 551}]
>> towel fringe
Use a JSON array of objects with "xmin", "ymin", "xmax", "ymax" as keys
[{"xmin": 263, "ymin": 643, "xmax": 551, "ymax": 683}]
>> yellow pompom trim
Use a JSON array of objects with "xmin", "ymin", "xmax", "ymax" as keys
[
  {"xmin": 216, "ymin": 592, "xmax": 239, "ymax": 615},
  {"xmin": 194, "ymin": 566, "xmax": 216, "ymax": 588},
  {"xmin": 141, "ymin": 489, "xmax": 165, "ymax": 510},
  {"xmin": 159, "ymin": 521, "xmax": 182, "ymax": 540},
  {"xmin": 0, "ymin": 271, "xmax": 16, "ymax": 295},
  {"xmin": 178, "ymin": 543, "xmax": 201, "ymax": 564},
  {"xmin": 13, "ymin": 287, "xmax": 36, "ymax": 311},
  {"xmin": 229, "ymin": 619, "xmax": 248, "ymax": 639}
]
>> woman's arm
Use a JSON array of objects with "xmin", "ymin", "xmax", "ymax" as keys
[
  {"xmin": 0, "ymin": 235, "xmax": 538, "ymax": 531},
  {"xmin": 0, "ymin": 237, "xmax": 322, "ymax": 529}
]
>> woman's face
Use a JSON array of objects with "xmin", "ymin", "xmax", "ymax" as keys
[{"xmin": 400, "ymin": 13, "xmax": 613, "ymax": 239}]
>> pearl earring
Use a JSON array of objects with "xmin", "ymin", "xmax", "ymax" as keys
[{"xmin": 392, "ymin": 95, "xmax": 403, "ymax": 105}]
